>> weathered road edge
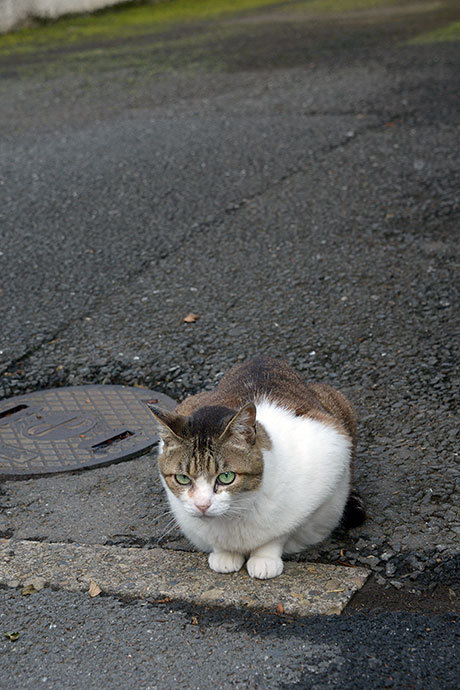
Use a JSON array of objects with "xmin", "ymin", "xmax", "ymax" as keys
[{"xmin": 0, "ymin": 540, "xmax": 370, "ymax": 616}]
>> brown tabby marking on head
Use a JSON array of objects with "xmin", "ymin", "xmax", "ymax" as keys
[{"xmin": 148, "ymin": 402, "xmax": 270, "ymax": 499}]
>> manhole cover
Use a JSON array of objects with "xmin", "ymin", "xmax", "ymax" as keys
[{"xmin": 0, "ymin": 385, "xmax": 176, "ymax": 477}]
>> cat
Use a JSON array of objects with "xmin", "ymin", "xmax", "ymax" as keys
[{"xmin": 148, "ymin": 356, "xmax": 365, "ymax": 580}]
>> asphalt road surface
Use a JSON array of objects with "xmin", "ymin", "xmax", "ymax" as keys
[{"xmin": 0, "ymin": 0, "xmax": 459, "ymax": 687}]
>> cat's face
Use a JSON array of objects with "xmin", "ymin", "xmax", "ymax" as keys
[{"xmin": 149, "ymin": 403, "xmax": 267, "ymax": 519}]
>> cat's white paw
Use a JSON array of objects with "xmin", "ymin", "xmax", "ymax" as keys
[
  {"xmin": 246, "ymin": 556, "xmax": 284, "ymax": 579},
  {"xmin": 208, "ymin": 551, "xmax": 245, "ymax": 574}
]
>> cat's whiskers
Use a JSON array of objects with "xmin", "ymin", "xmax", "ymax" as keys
[
  {"xmin": 222, "ymin": 504, "xmax": 251, "ymax": 518},
  {"xmin": 157, "ymin": 516, "xmax": 179, "ymax": 542},
  {"xmin": 153, "ymin": 508, "xmax": 175, "ymax": 523},
  {"xmin": 160, "ymin": 515, "xmax": 177, "ymax": 529}
]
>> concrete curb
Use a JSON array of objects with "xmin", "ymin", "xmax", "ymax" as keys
[{"xmin": 0, "ymin": 540, "xmax": 370, "ymax": 616}]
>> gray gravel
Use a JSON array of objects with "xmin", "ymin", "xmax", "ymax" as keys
[{"xmin": 0, "ymin": 0, "xmax": 459, "ymax": 600}]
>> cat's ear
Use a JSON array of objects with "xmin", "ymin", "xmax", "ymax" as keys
[
  {"xmin": 219, "ymin": 402, "xmax": 257, "ymax": 445},
  {"xmin": 146, "ymin": 404, "xmax": 187, "ymax": 440}
]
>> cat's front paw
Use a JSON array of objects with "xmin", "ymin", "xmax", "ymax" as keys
[
  {"xmin": 208, "ymin": 551, "xmax": 245, "ymax": 574},
  {"xmin": 246, "ymin": 556, "xmax": 284, "ymax": 579}
]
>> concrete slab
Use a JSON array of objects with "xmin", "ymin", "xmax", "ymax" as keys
[{"xmin": 0, "ymin": 539, "xmax": 369, "ymax": 616}]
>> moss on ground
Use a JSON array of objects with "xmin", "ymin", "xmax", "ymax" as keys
[
  {"xmin": 0, "ymin": 0, "xmax": 437, "ymax": 56},
  {"xmin": 0, "ymin": 0, "xmax": 457, "ymax": 79},
  {"xmin": 287, "ymin": 0, "xmax": 400, "ymax": 13},
  {"xmin": 407, "ymin": 19, "xmax": 460, "ymax": 44},
  {"xmin": 0, "ymin": 0, "xmax": 287, "ymax": 55}
]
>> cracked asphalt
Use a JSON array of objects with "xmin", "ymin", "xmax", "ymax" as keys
[{"xmin": 0, "ymin": 0, "xmax": 459, "ymax": 686}]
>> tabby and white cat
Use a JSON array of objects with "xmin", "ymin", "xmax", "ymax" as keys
[{"xmin": 148, "ymin": 356, "xmax": 365, "ymax": 579}]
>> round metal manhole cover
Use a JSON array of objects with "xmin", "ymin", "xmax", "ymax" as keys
[{"xmin": 0, "ymin": 385, "xmax": 176, "ymax": 477}]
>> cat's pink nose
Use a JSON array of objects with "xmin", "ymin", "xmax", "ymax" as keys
[{"xmin": 196, "ymin": 502, "xmax": 211, "ymax": 514}]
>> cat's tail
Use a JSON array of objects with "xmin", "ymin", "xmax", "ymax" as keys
[{"xmin": 340, "ymin": 489, "xmax": 366, "ymax": 529}]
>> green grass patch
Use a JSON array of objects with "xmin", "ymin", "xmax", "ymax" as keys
[
  {"xmin": 406, "ymin": 20, "xmax": 460, "ymax": 44},
  {"xmin": 0, "ymin": 0, "xmax": 289, "ymax": 55}
]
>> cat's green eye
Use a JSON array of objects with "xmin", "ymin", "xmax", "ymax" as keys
[
  {"xmin": 175, "ymin": 474, "xmax": 191, "ymax": 485},
  {"xmin": 217, "ymin": 471, "xmax": 236, "ymax": 485}
]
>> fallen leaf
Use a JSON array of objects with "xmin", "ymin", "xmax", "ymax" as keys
[
  {"xmin": 89, "ymin": 579, "xmax": 102, "ymax": 598},
  {"xmin": 276, "ymin": 603, "xmax": 284, "ymax": 615},
  {"xmin": 191, "ymin": 616, "xmax": 199, "ymax": 626},
  {"xmin": 21, "ymin": 584, "xmax": 38, "ymax": 596},
  {"xmin": 183, "ymin": 313, "xmax": 199, "ymax": 323},
  {"xmin": 4, "ymin": 632, "xmax": 20, "ymax": 641}
]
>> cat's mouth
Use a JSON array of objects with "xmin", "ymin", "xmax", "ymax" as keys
[{"xmin": 191, "ymin": 508, "xmax": 224, "ymax": 519}]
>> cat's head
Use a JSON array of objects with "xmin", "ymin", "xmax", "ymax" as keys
[{"xmin": 147, "ymin": 402, "xmax": 267, "ymax": 519}]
